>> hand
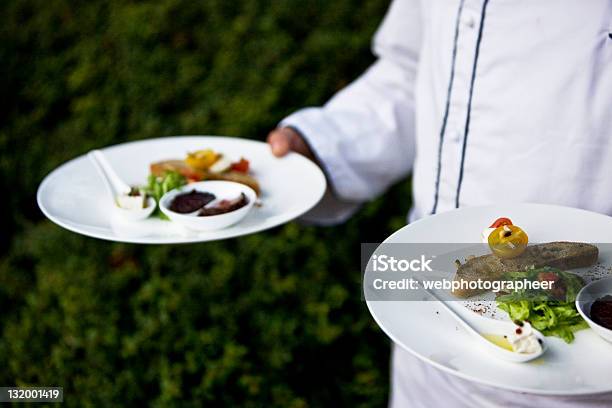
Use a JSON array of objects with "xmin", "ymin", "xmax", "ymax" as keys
[{"xmin": 267, "ymin": 127, "xmax": 314, "ymax": 160}]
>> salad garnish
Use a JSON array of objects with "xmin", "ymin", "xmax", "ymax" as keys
[
  {"xmin": 145, "ymin": 170, "xmax": 187, "ymax": 219},
  {"xmin": 496, "ymin": 267, "xmax": 588, "ymax": 343}
]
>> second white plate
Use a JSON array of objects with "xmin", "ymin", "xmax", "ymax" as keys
[
  {"xmin": 37, "ymin": 136, "xmax": 326, "ymax": 244},
  {"xmin": 366, "ymin": 203, "xmax": 612, "ymax": 395}
]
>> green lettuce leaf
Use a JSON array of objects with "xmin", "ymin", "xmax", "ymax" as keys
[
  {"xmin": 496, "ymin": 267, "xmax": 587, "ymax": 343},
  {"xmin": 144, "ymin": 171, "xmax": 187, "ymax": 219}
]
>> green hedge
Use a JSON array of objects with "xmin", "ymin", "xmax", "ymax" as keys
[{"xmin": 1, "ymin": 0, "xmax": 412, "ymax": 406}]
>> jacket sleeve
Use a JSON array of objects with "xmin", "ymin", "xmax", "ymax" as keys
[{"xmin": 281, "ymin": 0, "xmax": 422, "ymax": 224}]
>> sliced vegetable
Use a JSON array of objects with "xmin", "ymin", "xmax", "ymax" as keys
[
  {"xmin": 230, "ymin": 158, "xmax": 249, "ymax": 173},
  {"xmin": 488, "ymin": 225, "xmax": 528, "ymax": 259},
  {"xmin": 185, "ymin": 149, "xmax": 220, "ymax": 170}
]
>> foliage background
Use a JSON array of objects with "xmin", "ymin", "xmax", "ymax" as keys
[{"xmin": 0, "ymin": 0, "xmax": 412, "ymax": 406}]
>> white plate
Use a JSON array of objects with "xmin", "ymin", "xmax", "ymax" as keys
[
  {"xmin": 37, "ymin": 136, "xmax": 326, "ymax": 243},
  {"xmin": 366, "ymin": 203, "xmax": 612, "ymax": 395}
]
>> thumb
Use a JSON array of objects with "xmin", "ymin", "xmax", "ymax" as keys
[{"xmin": 267, "ymin": 129, "xmax": 291, "ymax": 157}]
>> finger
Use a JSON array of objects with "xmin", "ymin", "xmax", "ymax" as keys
[
  {"xmin": 267, "ymin": 130, "xmax": 291, "ymax": 157},
  {"xmin": 282, "ymin": 128, "xmax": 315, "ymax": 161}
]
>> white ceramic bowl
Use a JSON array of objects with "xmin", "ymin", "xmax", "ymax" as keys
[
  {"xmin": 576, "ymin": 276, "xmax": 612, "ymax": 343},
  {"xmin": 159, "ymin": 181, "xmax": 256, "ymax": 232}
]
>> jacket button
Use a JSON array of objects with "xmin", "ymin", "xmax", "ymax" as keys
[
  {"xmin": 452, "ymin": 130, "xmax": 463, "ymax": 143},
  {"xmin": 464, "ymin": 16, "xmax": 476, "ymax": 29}
]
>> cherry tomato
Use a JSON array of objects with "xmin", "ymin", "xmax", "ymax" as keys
[
  {"xmin": 487, "ymin": 225, "xmax": 528, "ymax": 259},
  {"xmin": 230, "ymin": 158, "xmax": 249, "ymax": 173},
  {"xmin": 489, "ymin": 217, "xmax": 513, "ymax": 228},
  {"xmin": 537, "ymin": 271, "xmax": 566, "ymax": 300}
]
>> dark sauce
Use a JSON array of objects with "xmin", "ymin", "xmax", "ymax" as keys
[
  {"xmin": 170, "ymin": 190, "xmax": 215, "ymax": 213},
  {"xmin": 199, "ymin": 193, "xmax": 249, "ymax": 216},
  {"xmin": 591, "ymin": 295, "xmax": 612, "ymax": 330}
]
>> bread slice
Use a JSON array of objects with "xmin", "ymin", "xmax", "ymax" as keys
[
  {"xmin": 150, "ymin": 160, "xmax": 204, "ymax": 181},
  {"xmin": 452, "ymin": 242, "xmax": 598, "ymax": 298},
  {"xmin": 150, "ymin": 160, "xmax": 260, "ymax": 195}
]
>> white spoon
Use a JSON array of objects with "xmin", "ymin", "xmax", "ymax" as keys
[
  {"xmin": 421, "ymin": 284, "xmax": 547, "ymax": 363},
  {"xmin": 88, "ymin": 149, "xmax": 155, "ymax": 221}
]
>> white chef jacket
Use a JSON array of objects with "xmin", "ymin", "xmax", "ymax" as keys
[{"xmin": 281, "ymin": 0, "xmax": 612, "ymax": 406}]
